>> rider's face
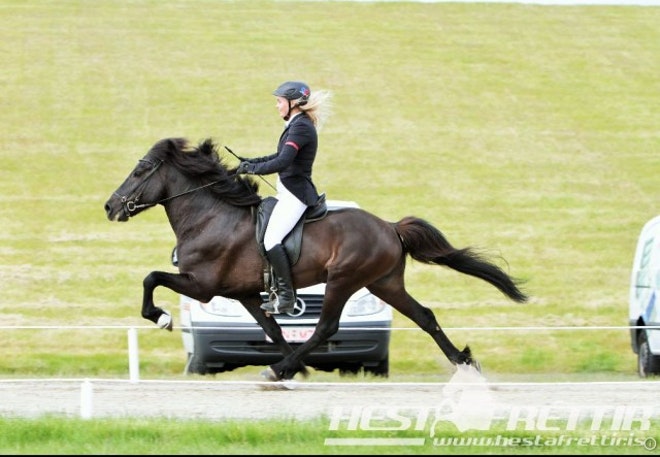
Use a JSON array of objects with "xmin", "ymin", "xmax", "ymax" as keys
[{"xmin": 276, "ymin": 96, "xmax": 289, "ymax": 119}]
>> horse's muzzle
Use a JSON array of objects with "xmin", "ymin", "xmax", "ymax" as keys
[{"xmin": 104, "ymin": 199, "xmax": 129, "ymax": 222}]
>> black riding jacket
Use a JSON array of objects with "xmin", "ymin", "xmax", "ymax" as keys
[{"xmin": 247, "ymin": 113, "xmax": 320, "ymax": 206}]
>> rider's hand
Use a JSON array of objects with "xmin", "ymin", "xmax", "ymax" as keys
[{"xmin": 236, "ymin": 161, "xmax": 254, "ymax": 174}]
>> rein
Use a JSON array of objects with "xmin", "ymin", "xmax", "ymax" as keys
[
  {"xmin": 124, "ymin": 180, "xmax": 223, "ymax": 212},
  {"xmin": 114, "ymin": 158, "xmax": 224, "ymax": 216}
]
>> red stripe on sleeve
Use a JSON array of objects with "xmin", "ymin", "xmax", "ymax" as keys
[{"xmin": 285, "ymin": 141, "xmax": 300, "ymax": 151}]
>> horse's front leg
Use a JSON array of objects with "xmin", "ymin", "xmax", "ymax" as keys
[
  {"xmin": 141, "ymin": 271, "xmax": 197, "ymax": 331},
  {"xmin": 241, "ymin": 298, "xmax": 310, "ymax": 378},
  {"xmin": 263, "ymin": 288, "xmax": 350, "ymax": 381}
]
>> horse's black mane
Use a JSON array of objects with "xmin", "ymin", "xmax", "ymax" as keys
[{"xmin": 149, "ymin": 137, "xmax": 262, "ymax": 207}]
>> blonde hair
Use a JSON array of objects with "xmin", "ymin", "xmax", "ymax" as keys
[{"xmin": 299, "ymin": 89, "xmax": 332, "ymax": 131}]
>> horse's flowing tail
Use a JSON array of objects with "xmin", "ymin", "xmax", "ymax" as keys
[{"xmin": 394, "ymin": 216, "xmax": 528, "ymax": 303}]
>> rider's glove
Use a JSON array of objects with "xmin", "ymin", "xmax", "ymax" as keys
[{"xmin": 236, "ymin": 161, "xmax": 254, "ymax": 174}]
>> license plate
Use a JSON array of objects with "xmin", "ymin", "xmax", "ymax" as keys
[{"xmin": 266, "ymin": 327, "xmax": 315, "ymax": 343}]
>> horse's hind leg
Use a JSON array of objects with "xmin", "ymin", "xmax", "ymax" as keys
[{"xmin": 368, "ymin": 281, "xmax": 477, "ymax": 368}]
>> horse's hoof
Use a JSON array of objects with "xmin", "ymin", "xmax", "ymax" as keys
[
  {"xmin": 258, "ymin": 379, "xmax": 297, "ymax": 391},
  {"xmin": 280, "ymin": 380, "xmax": 298, "ymax": 390},
  {"xmin": 157, "ymin": 312, "xmax": 172, "ymax": 331},
  {"xmin": 261, "ymin": 367, "xmax": 279, "ymax": 382}
]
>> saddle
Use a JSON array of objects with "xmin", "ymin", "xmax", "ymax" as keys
[{"xmin": 255, "ymin": 193, "xmax": 328, "ymax": 266}]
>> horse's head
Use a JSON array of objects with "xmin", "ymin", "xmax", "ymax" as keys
[
  {"xmin": 104, "ymin": 138, "xmax": 186, "ymax": 222},
  {"xmin": 104, "ymin": 137, "xmax": 261, "ymax": 222}
]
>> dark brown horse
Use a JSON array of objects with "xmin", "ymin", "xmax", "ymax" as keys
[{"xmin": 104, "ymin": 137, "xmax": 528, "ymax": 381}]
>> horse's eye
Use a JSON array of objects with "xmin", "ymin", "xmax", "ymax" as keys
[{"xmin": 132, "ymin": 161, "xmax": 150, "ymax": 177}]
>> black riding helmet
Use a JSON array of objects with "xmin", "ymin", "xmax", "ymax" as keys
[
  {"xmin": 273, "ymin": 81, "xmax": 310, "ymax": 104},
  {"xmin": 273, "ymin": 81, "xmax": 310, "ymax": 121}
]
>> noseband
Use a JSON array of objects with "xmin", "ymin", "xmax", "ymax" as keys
[{"xmin": 113, "ymin": 158, "xmax": 164, "ymax": 216}]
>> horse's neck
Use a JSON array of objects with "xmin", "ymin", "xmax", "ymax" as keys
[{"xmin": 165, "ymin": 197, "xmax": 252, "ymax": 239}]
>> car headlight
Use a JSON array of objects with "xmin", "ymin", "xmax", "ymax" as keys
[
  {"xmin": 199, "ymin": 297, "xmax": 245, "ymax": 317},
  {"xmin": 345, "ymin": 292, "xmax": 386, "ymax": 317}
]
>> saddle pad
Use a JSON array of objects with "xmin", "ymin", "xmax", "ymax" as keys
[{"xmin": 255, "ymin": 197, "xmax": 305, "ymax": 265}]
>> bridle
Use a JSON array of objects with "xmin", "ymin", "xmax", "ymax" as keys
[{"xmin": 113, "ymin": 158, "xmax": 222, "ymax": 217}]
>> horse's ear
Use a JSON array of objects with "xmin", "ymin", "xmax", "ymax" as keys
[
  {"xmin": 198, "ymin": 138, "xmax": 219, "ymax": 159},
  {"xmin": 200, "ymin": 138, "xmax": 214, "ymax": 154}
]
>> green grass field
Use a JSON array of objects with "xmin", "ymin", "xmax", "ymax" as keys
[
  {"xmin": 0, "ymin": 416, "xmax": 655, "ymax": 455},
  {"xmin": 1, "ymin": 0, "xmax": 659, "ymax": 453}
]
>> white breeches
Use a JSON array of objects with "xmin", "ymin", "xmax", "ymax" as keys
[{"xmin": 263, "ymin": 178, "xmax": 308, "ymax": 251}]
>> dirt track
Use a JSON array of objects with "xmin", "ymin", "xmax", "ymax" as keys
[{"xmin": 2, "ymin": 367, "xmax": 660, "ymax": 425}]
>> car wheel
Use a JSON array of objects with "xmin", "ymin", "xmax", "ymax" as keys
[
  {"xmin": 638, "ymin": 331, "xmax": 660, "ymax": 377},
  {"xmin": 184, "ymin": 352, "xmax": 208, "ymax": 375},
  {"xmin": 364, "ymin": 355, "xmax": 389, "ymax": 378}
]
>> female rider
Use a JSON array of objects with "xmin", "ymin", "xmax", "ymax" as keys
[{"xmin": 236, "ymin": 81, "xmax": 332, "ymax": 314}]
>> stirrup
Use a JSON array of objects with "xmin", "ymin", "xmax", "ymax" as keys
[{"xmin": 261, "ymin": 291, "xmax": 295, "ymax": 314}]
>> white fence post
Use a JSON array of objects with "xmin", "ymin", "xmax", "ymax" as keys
[
  {"xmin": 80, "ymin": 379, "xmax": 93, "ymax": 419},
  {"xmin": 128, "ymin": 327, "xmax": 140, "ymax": 383}
]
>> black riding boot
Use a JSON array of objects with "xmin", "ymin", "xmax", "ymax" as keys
[{"xmin": 261, "ymin": 244, "xmax": 297, "ymax": 314}]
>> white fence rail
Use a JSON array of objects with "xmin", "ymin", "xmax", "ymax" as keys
[{"xmin": 1, "ymin": 323, "xmax": 657, "ymax": 383}]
